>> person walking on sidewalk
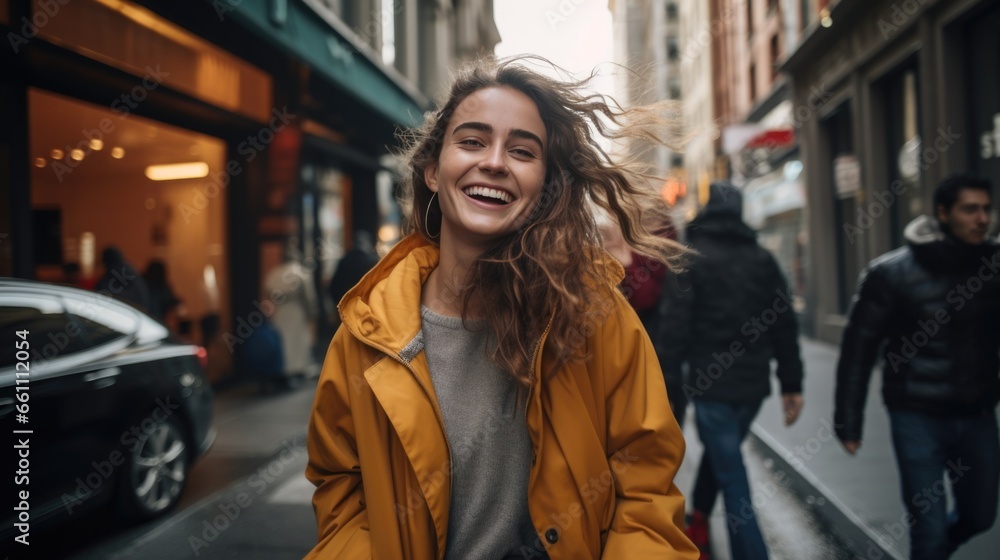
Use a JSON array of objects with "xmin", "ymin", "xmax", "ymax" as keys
[
  {"xmin": 660, "ymin": 181, "xmax": 805, "ymax": 560},
  {"xmin": 834, "ymin": 174, "xmax": 1000, "ymax": 560},
  {"xmin": 304, "ymin": 57, "xmax": 699, "ymax": 560}
]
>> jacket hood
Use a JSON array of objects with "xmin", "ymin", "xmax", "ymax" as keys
[
  {"xmin": 338, "ymin": 233, "xmax": 626, "ymax": 354},
  {"xmin": 687, "ymin": 212, "xmax": 757, "ymax": 242},
  {"xmin": 338, "ymin": 234, "xmax": 438, "ymax": 355},
  {"xmin": 904, "ymin": 215, "xmax": 999, "ymax": 273},
  {"xmin": 703, "ymin": 181, "xmax": 743, "ymax": 217}
]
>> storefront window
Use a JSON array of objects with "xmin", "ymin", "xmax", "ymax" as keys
[
  {"xmin": 745, "ymin": 159, "xmax": 808, "ymax": 315},
  {"xmin": 375, "ymin": 164, "xmax": 402, "ymax": 255},
  {"xmin": 28, "ymin": 88, "xmax": 231, "ymax": 377},
  {"xmin": 881, "ymin": 61, "xmax": 922, "ymax": 247},
  {"xmin": 33, "ymin": 0, "xmax": 272, "ymax": 123},
  {"xmin": 825, "ymin": 104, "xmax": 861, "ymax": 315},
  {"xmin": 966, "ymin": 6, "xmax": 1000, "ymax": 199}
]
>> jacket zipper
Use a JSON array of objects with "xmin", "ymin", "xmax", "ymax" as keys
[{"xmin": 525, "ymin": 318, "xmax": 554, "ymax": 422}]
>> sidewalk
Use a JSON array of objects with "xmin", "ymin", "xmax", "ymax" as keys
[{"xmin": 749, "ymin": 338, "xmax": 1000, "ymax": 560}]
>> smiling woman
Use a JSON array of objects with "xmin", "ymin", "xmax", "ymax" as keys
[{"xmin": 305, "ymin": 56, "xmax": 698, "ymax": 560}]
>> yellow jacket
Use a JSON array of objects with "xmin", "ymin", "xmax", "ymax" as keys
[{"xmin": 305, "ymin": 234, "xmax": 697, "ymax": 559}]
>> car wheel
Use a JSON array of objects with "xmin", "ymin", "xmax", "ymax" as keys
[{"xmin": 118, "ymin": 416, "xmax": 189, "ymax": 520}]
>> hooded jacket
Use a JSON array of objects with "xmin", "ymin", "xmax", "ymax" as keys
[
  {"xmin": 657, "ymin": 211, "xmax": 804, "ymax": 403},
  {"xmin": 835, "ymin": 216, "xmax": 1000, "ymax": 442},
  {"xmin": 305, "ymin": 234, "xmax": 698, "ymax": 560}
]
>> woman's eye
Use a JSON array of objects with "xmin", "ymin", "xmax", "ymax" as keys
[
  {"xmin": 459, "ymin": 139, "xmax": 484, "ymax": 147},
  {"xmin": 511, "ymin": 148, "xmax": 536, "ymax": 158}
]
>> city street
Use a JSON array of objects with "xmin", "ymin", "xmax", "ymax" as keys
[
  {"xmin": 3, "ymin": 0, "xmax": 999, "ymax": 559},
  {"xmin": 12, "ymin": 339, "xmax": 1000, "ymax": 559}
]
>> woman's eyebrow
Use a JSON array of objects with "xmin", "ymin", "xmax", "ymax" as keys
[
  {"xmin": 509, "ymin": 128, "xmax": 544, "ymax": 150},
  {"xmin": 453, "ymin": 121, "xmax": 493, "ymax": 135},
  {"xmin": 453, "ymin": 121, "xmax": 544, "ymax": 149}
]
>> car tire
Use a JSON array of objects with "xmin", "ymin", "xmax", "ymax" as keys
[{"xmin": 117, "ymin": 415, "xmax": 189, "ymax": 520}]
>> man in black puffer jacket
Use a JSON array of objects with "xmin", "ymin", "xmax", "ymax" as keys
[
  {"xmin": 834, "ymin": 174, "xmax": 1000, "ymax": 560},
  {"xmin": 659, "ymin": 181, "xmax": 804, "ymax": 560}
]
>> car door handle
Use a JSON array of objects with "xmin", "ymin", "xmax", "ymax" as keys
[{"xmin": 84, "ymin": 367, "xmax": 121, "ymax": 383}]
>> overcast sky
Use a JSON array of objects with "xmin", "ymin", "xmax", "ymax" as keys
[{"xmin": 493, "ymin": 0, "xmax": 615, "ymax": 99}]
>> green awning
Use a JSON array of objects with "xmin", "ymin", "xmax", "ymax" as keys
[{"xmin": 221, "ymin": 0, "xmax": 426, "ymax": 127}]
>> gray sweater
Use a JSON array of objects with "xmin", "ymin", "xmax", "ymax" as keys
[{"xmin": 420, "ymin": 306, "xmax": 538, "ymax": 559}]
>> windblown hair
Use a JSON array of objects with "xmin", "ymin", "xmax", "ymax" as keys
[{"xmin": 398, "ymin": 56, "xmax": 689, "ymax": 385}]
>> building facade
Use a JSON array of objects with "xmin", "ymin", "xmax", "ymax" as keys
[
  {"xmin": 610, "ymin": 0, "xmax": 687, "ymax": 208},
  {"xmin": 679, "ymin": 0, "xmax": 719, "ymax": 216},
  {"xmin": 0, "ymin": 0, "xmax": 499, "ymax": 382},
  {"xmin": 718, "ymin": 0, "xmax": 819, "ymax": 330},
  {"xmin": 783, "ymin": 0, "xmax": 1000, "ymax": 343}
]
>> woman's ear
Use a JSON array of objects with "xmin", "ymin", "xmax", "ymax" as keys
[{"xmin": 424, "ymin": 163, "xmax": 439, "ymax": 193}]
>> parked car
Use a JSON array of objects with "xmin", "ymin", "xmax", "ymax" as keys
[{"xmin": 0, "ymin": 279, "xmax": 214, "ymax": 544}]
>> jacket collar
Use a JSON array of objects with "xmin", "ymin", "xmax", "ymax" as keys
[{"xmin": 339, "ymin": 234, "xmax": 439, "ymax": 356}]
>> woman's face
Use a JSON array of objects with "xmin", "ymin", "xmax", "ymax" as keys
[{"xmin": 425, "ymin": 86, "xmax": 547, "ymax": 251}]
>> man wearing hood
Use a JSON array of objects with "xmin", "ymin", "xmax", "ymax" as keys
[
  {"xmin": 834, "ymin": 174, "xmax": 1000, "ymax": 559},
  {"xmin": 660, "ymin": 181, "xmax": 805, "ymax": 560}
]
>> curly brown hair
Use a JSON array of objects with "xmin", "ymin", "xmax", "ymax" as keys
[{"xmin": 398, "ymin": 56, "xmax": 689, "ymax": 385}]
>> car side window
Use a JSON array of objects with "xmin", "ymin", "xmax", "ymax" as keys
[
  {"xmin": 61, "ymin": 294, "xmax": 137, "ymax": 341},
  {"xmin": 69, "ymin": 313, "xmax": 127, "ymax": 347},
  {"xmin": 0, "ymin": 297, "xmax": 88, "ymax": 368}
]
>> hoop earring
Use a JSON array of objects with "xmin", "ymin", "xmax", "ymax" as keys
[{"xmin": 424, "ymin": 192, "xmax": 440, "ymax": 239}]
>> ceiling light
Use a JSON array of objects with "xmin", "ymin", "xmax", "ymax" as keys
[
  {"xmin": 34, "ymin": 158, "xmax": 46, "ymax": 168},
  {"xmin": 70, "ymin": 149, "xmax": 85, "ymax": 161},
  {"xmin": 89, "ymin": 139, "xmax": 104, "ymax": 151},
  {"xmin": 51, "ymin": 149, "xmax": 64, "ymax": 160},
  {"xmin": 145, "ymin": 162, "xmax": 210, "ymax": 181},
  {"xmin": 111, "ymin": 147, "xmax": 125, "ymax": 159}
]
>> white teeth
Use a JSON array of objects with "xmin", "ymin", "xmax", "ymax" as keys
[{"xmin": 463, "ymin": 186, "xmax": 512, "ymax": 204}]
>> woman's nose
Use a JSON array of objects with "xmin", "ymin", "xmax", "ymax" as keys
[{"xmin": 479, "ymin": 145, "xmax": 508, "ymax": 174}]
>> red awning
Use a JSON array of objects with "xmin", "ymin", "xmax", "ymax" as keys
[{"xmin": 745, "ymin": 128, "xmax": 795, "ymax": 150}]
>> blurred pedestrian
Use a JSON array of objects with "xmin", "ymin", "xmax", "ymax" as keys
[
  {"xmin": 265, "ymin": 247, "xmax": 318, "ymax": 382},
  {"xmin": 327, "ymin": 230, "xmax": 379, "ymax": 318},
  {"xmin": 660, "ymin": 181, "xmax": 805, "ymax": 560},
  {"xmin": 305, "ymin": 57, "xmax": 698, "ymax": 559},
  {"xmin": 834, "ymin": 174, "xmax": 1000, "ymax": 560},
  {"xmin": 95, "ymin": 246, "xmax": 153, "ymax": 312},
  {"xmin": 143, "ymin": 260, "xmax": 181, "ymax": 326}
]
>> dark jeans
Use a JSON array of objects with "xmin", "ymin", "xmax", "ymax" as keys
[
  {"xmin": 693, "ymin": 399, "xmax": 768, "ymax": 560},
  {"xmin": 889, "ymin": 408, "xmax": 999, "ymax": 560}
]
